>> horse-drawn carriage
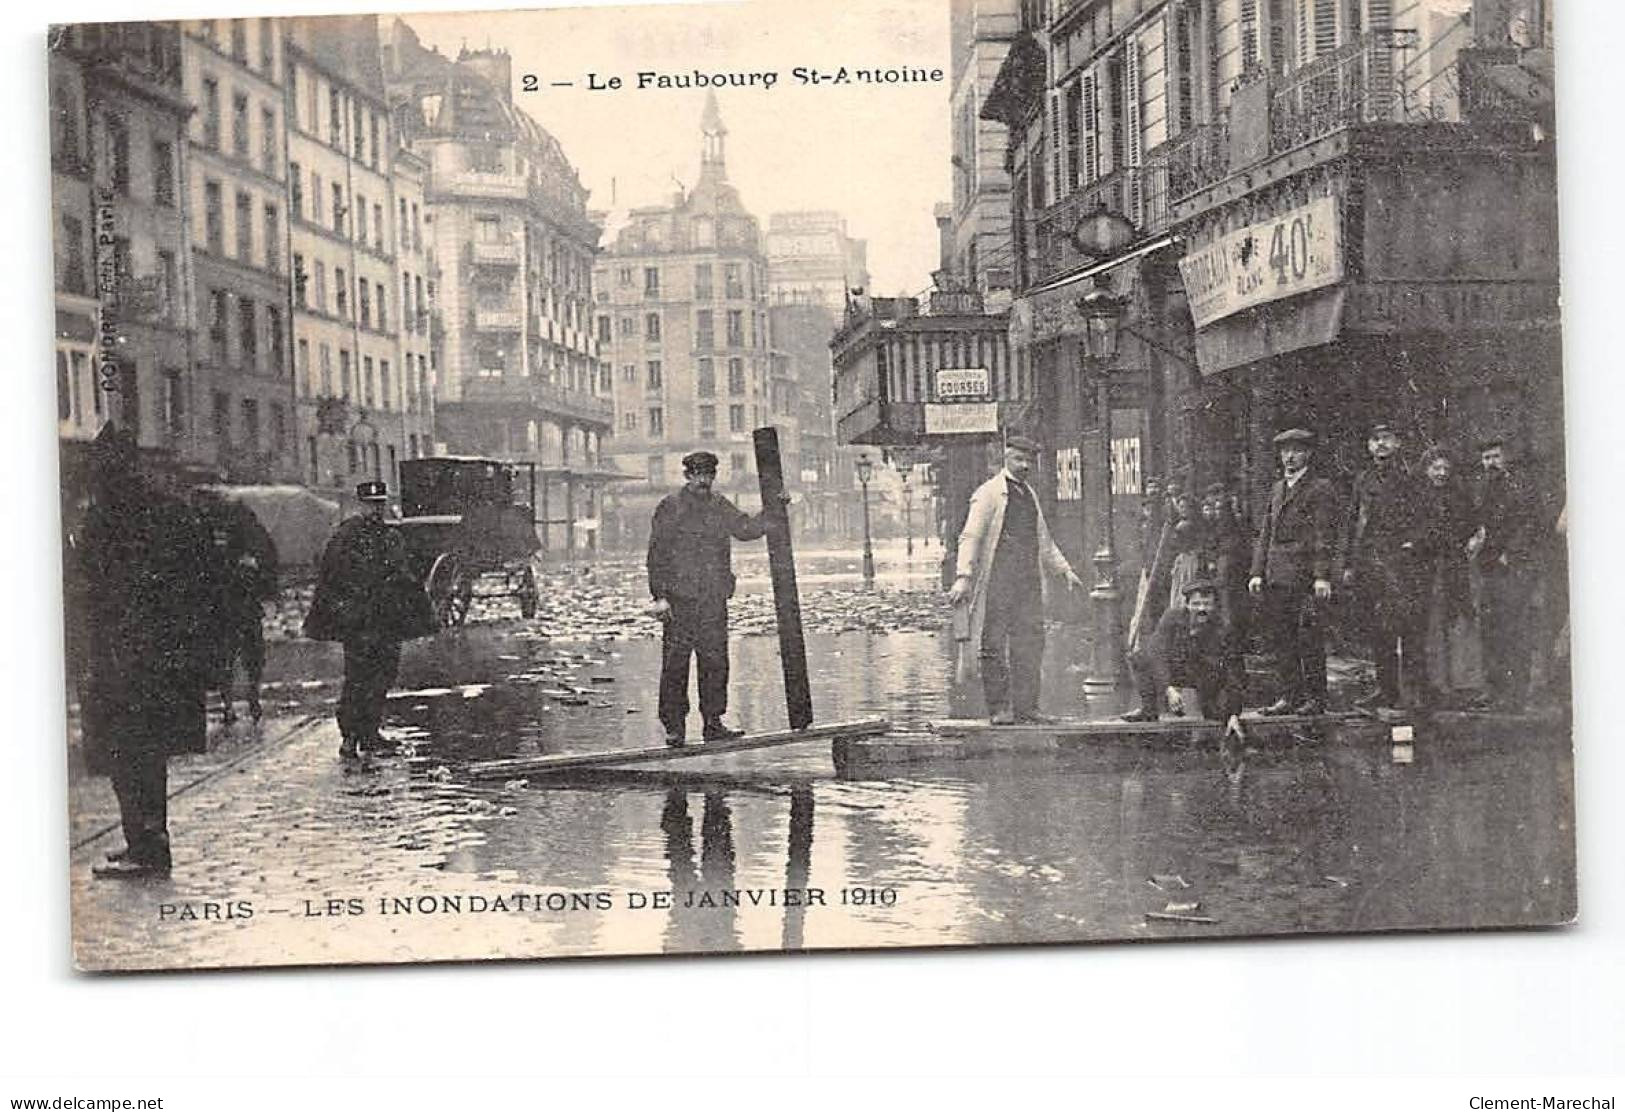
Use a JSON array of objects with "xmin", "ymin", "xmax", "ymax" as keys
[{"xmin": 396, "ymin": 456, "xmax": 541, "ymax": 627}]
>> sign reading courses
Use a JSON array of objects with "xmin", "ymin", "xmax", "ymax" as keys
[
  {"xmin": 1179, "ymin": 195, "xmax": 1342, "ymax": 328},
  {"xmin": 935, "ymin": 367, "xmax": 990, "ymax": 399}
]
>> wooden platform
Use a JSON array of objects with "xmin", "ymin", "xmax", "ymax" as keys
[
  {"xmin": 466, "ymin": 717, "xmax": 890, "ymax": 780},
  {"xmin": 832, "ymin": 708, "xmax": 1568, "ymax": 775}
]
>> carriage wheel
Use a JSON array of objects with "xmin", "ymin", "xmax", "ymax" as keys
[
  {"xmin": 426, "ymin": 553, "xmax": 466, "ymax": 628},
  {"xmin": 518, "ymin": 566, "xmax": 538, "ymax": 619}
]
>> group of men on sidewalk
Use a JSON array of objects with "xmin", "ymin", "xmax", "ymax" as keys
[{"xmin": 947, "ymin": 423, "xmax": 1557, "ymax": 729}]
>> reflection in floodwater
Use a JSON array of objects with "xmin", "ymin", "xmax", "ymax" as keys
[{"xmin": 358, "ymin": 617, "xmax": 1576, "ymax": 954}]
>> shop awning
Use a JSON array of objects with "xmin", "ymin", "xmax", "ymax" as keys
[
  {"xmin": 1026, "ymin": 235, "xmax": 1180, "ymax": 298},
  {"xmin": 1193, "ymin": 287, "xmax": 1347, "ymax": 377}
]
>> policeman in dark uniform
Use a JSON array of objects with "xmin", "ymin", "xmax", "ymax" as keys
[
  {"xmin": 1122, "ymin": 578, "xmax": 1246, "ymax": 730},
  {"xmin": 1247, "ymin": 428, "xmax": 1341, "ymax": 715},
  {"xmin": 647, "ymin": 451, "xmax": 774, "ymax": 746},
  {"xmin": 1468, "ymin": 437, "xmax": 1535, "ymax": 710},
  {"xmin": 1342, "ymin": 421, "xmax": 1424, "ymax": 710},
  {"xmin": 305, "ymin": 481, "xmax": 434, "ymax": 758}
]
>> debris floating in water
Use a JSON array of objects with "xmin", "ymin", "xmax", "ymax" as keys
[
  {"xmin": 1145, "ymin": 911, "xmax": 1218, "ymax": 925},
  {"xmin": 1148, "ymin": 874, "xmax": 1191, "ymax": 891}
]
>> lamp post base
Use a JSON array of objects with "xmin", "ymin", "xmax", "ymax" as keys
[{"xmin": 1083, "ymin": 547, "xmax": 1126, "ymax": 691}]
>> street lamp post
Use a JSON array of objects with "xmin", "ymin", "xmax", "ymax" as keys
[
  {"xmin": 856, "ymin": 453, "xmax": 876, "ymax": 587},
  {"xmin": 1078, "ymin": 275, "xmax": 1128, "ymax": 692},
  {"xmin": 896, "ymin": 459, "xmax": 914, "ymax": 558}
]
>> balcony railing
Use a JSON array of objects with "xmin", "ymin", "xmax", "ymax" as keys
[
  {"xmin": 462, "ymin": 376, "xmax": 613, "ymax": 426},
  {"xmin": 1032, "ymin": 159, "xmax": 1172, "ymax": 285},
  {"xmin": 471, "ymin": 240, "xmax": 521, "ymax": 267},
  {"xmin": 473, "ymin": 307, "xmax": 523, "ymax": 332},
  {"xmin": 1269, "ymin": 34, "xmax": 1405, "ymax": 155},
  {"xmin": 1167, "ymin": 119, "xmax": 1232, "ymax": 202}
]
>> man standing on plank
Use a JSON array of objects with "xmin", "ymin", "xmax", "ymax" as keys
[
  {"xmin": 647, "ymin": 451, "xmax": 780, "ymax": 747},
  {"xmin": 948, "ymin": 435, "xmax": 1085, "ymax": 725}
]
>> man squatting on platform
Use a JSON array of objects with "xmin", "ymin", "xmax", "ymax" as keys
[
  {"xmin": 1122, "ymin": 578, "xmax": 1246, "ymax": 735},
  {"xmin": 949, "ymin": 435, "xmax": 1085, "ymax": 725}
]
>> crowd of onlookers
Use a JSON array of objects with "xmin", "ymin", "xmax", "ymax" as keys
[{"xmin": 1128, "ymin": 424, "xmax": 1569, "ymax": 717}]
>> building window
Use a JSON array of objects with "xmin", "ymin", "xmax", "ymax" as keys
[
  {"xmin": 213, "ymin": 391, "xmax": 231, "ymax": 449},
  {"xmin": 358, "ymin": 281, "xmax": 370, "ymax": 328},
  {"xmin": 648, "ymin": 407, "xmax": 664, "ymax": 437},
  {"xmin": 230, "ymin": 19, "xmax": 247, "ymax": 61},
  {"xmin": 319, "ymin": 343, "xmax": 333, "ymax": 394},
  {"xmin": 362, "ymin": 356, "xmax": 374, "ymax": 407},
  {"xmin": 369, "ymin": 112, "xmax": 379, "ymax": 168},
  {"xmin": 618, "ymin": 316, "xmax": 634, "ymax": 338},
  {"xmin": 729, "ymin": 404, "xmax": 745, "ymax": 433},
  {"xmin": 157, "ymin": 249, "xmax": 176, "ymax": 323},
  {"xmin": 403, "ymin": 275, "xmax": 414, "ymax": 332},
  {"xmin": 643, "ymin": 266, "xmax": 660, "ymax": 298},
  {"xmin": 331, "ymin": 183, "xmax": 344, "ymax": 234},
  {"xmin": 696, "ymin": 310, "xmax": 714, "ymax": 349},
  {"xmin": 208, "ymin": 289, "xmax": 228, "ymax": 363},
  {"xmin": 152, "ymin": 140, "xmax": 174, "ymax": 207},
  {"xmin": 264, "ymin": 204, "xmax": 279, "ymax": 271},
  {"xmin": 260, "ymin": 106, "xmax": 277, "ymax": 170},
  {"xmin": 376, "ymin": 282, "xmax": 386, "ymax": 330},
  {"xmin": 329, "ymin": 87, "xmax": 342, "ymax": 149},
  {"xmin": 622, "ymin": 412, "xmax": 637, "ymax": 432},
  {"xmin": 399, "ymin": 198, "xmax": 409, "ymax": 248},
  {"xmin": 234, "ymin": 190, "xmax": 252, "ymax": 261},
  {"xmin": 354, "ymin": 193, "xmax": 366, "ymax": 243},
  {"xmin": 270, "ymin": 401, "xmax": 286, "ymax": 455},
  {"xmin": 313, "ymin": 260, "xmax": 326, "ymax": 311},
  {"xmin": 56, "ymin": 351, "xmax": 71, "ymax": 421},
  {"xmin": 697, "ymin": 358, "xmax": 715, "ymax": 397},
  {"xmin": 617, "ymin": 266, "xmax": 633, "ymax": 286},
  {"xmin": 621, "ymin": 363, "xmax": 637, "ymax": 384},
  {"xmin": 695, "ymin": 263, "xmax": 712, "ymax": 300},
  {"xmin": 726, "ymin": 310, "xmax": 744, "ymax": 346},
  {"xmin": 297, "ymin": 338, "xmax": 310, "ymax": 395},
  {"xmin": 258, "ymin": 17, "xmax": 273, "ymax": 71},
  {"xmin": 239, "ymin": 297, "xmax": 258, "ymax": 370},
  {"xmin": 60, "ymin": 215, "xmax": 86, "ymax": 294},
  {"xmin": 267, "ymin": 305, "xmax": 284, "ymax": 374},
  {"xmin": 728, "ymin": 358, "xmax": 745, "ymax": 395},
  {"xmin": 380, "ymin": 360, "xmax": 391, "ymax": 410},
  {"xmin": 335, "ymin": 267, "xmax": 348, "ymax": 318},
  {"xmin": 163, "ymin": 369, "xmax": 184, "ymax": 436},
  {"xmin": 311, "ymin": 172, "xmax": 323, "ymax": 222},
  {"xmin": 646, "ymin": 360, "xmax": 662, "ymax": 391},
  {"xmin": 373, "ymin": 203, "xmax": 384, "ymax": 251},
  {"xmin": 232, "ymin": 92, "xmax": 249, "ymax": 157},
  {"xmin": 725, "ymin": 263, "xmax": 743, "ymax": 299},
  {"xmin": 596, "ymin": 315, "xmax": 611, "ymax": 343},
  {"xmin": 202, "ymin": 78, "xmax": 220, "ymax": 149},
  {"xmin": 645, "ymin": 312, "xmax": 661, "ymax": 342},
  {"xmin": 289, "ymin": 162, "xmax": 303, "ymax": 217},
  {"xmin": 698, "ymin": 405, "xmax": 716, "ymax": 437},
  {"xmin": 353, "ymin": 102, "xmax": 366, "ymax": 160},
  {"xmin": 241, "ymin": 397, "xmax": 260, "ymax": 450}
]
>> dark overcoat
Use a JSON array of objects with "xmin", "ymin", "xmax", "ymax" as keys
[
  {"xmin": 304, "ymin": 515, "xmax": 435, "ymax": 643},
  {"xmin": 647, "ymin": 488, "xmax": 766, "ymax": 603},
  {"xmin": 77, "ymin": 484, "xmax": 216, "ymax": 773},
  {"xmin": 1250, "ymin": 470, "xmax": 1342, "ymax": 588}
]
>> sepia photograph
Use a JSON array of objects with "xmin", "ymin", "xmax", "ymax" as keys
[{"xmin": 46, "ymin": 0, "xmax": 1575, "ymax": 974}]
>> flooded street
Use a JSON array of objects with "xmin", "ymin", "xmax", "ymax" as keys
[{"xmin": 69, "ymin": 545, "xmax": 1575, "ymax": 968}]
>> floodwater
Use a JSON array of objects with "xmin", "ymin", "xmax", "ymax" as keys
[
  {"xmin": 356, "ymin": 601, "xmax": 1574, "ymax": 956},
  {"xmin": 71, "ymin": 544, "xmax": 1576, "ymax": 967}
]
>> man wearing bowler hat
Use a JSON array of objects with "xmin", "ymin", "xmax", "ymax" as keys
[
  {"xmin": 1342, "ymin": 420, "xmax": 1424, "ymax": 710},
  {"xmin": 1248, "ymin": 428, "xmax": 1341, "ymax": 715},
  {"xmin": 949, "ymin": 434, "xmax": 1085, "ymax": 725},
  {"xmin": 647, "ymin": 451, "xmax": 779, "ymax": 746},
  {"xmin": 305, "ymin": 480, "xmax": 434, "ymax": 758}
]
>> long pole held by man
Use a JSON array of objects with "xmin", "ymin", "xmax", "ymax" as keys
[{"xmin": 647, "ymin": 450, "xmax": 791, "ymax": 747}]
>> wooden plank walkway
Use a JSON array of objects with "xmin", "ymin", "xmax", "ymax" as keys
[{"xmin": 467, "ymin": 718, "xmax": 889, "ymax": 780}]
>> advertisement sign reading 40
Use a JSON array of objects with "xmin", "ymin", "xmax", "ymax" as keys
[{"xmin": 1179, "ymin": 195, "xmax": 1343, "ymax": 328}]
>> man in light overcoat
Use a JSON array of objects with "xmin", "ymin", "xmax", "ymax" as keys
[{"xmin": 948, "ymin": 436, "xmax": 1084, "ymax": 724}]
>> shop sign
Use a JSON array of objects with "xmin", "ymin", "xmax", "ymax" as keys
[
  {"xmin": 1055, "ymin": 446, "xmax": 1082, "ymax": 502},
  {"xmin": 1179, "ymin": 195, "xmax": 1343, "ymax": 329},
  {"xmin": 1111, "ymin": 436, "xmax": 1142, "ymax": 496},
  {"xmin": 934, "ymin": 367, "xmax": 990, "ymax": 399},
  {"xmin": 924, "ymin": 401, "xmax": 999, "ymax": 435}
]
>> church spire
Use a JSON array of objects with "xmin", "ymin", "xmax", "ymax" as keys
[{"xmin": 700, "ymin": 91, "xmax": 727, "ymax": 177}]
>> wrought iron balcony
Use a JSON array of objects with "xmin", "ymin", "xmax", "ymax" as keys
[
  {"xmin": 1032, "ymin": 159, "xmax": 1172, "ymax": 286},
  {"xmin": 1166, "ymin": 119, "xmax": 1232, "ymax": 202}
]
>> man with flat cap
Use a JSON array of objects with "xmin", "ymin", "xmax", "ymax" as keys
[
  {"xmin": 949, "ymin": 435, "xmax": 1085, "ymax": 725},
  {"xmin": 1467, "ymin": 436, "xmax": 1536, "ymax": 710},
  {"xmin": 1122, "ymin": 578, "xmax": 1246, "ymax": 732},
  {"xmin": 647, "ymin": 451, "xmax": 779, "ymax": 746},
  {"xmin": 1342, "ymin": 421, "xmax": 1424, "ymax": 710},
  {"xmin": 305, "ymin": 481, "xmax": 434, "ymax": 758},
  {"xmin": 1248, "ymin": 428, "xmax": 1341, "ymax": 715}
]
